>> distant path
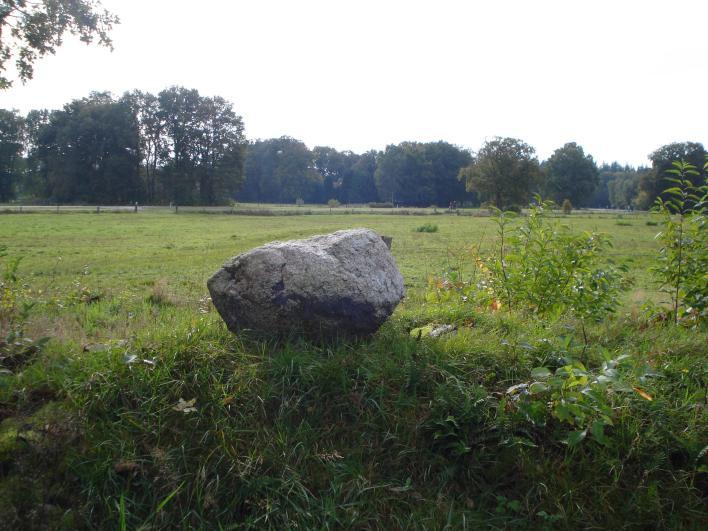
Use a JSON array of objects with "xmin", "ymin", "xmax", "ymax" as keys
[{"xmin": 0, "ymin": 204, "xmax": 645, "ymax": 216}]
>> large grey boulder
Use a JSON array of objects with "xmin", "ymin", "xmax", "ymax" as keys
[{"xmin": 207, "ymin": 228, "xmax": 405, "ymax": 338}]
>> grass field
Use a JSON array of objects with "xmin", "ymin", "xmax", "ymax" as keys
[{"xmin": 0, "ymin": 211, "xmax": 706, "ymax": 529}]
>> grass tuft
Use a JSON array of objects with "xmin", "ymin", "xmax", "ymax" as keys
[
  {"xmin": 414, "ymin": 223, "xmax": 439, "ymax": 233},
  {"xmin": 146, "ymin": 278, "xmax": 179, "ymax": 307}
]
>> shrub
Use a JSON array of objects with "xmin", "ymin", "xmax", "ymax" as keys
[
  {"xmin": 484, "ymin": 198, "xmax": 627, "ymax": 346},
  {"xmin": 510, "ymin": 352, "xmax": 635, "ymax": 446},
  {"xmin": 0, "ymin": 246, "xmax": 47, "ymax": 373},
  {"xmin": 327, "ymin": 199, "xmax": 340, "ymax": 209},
  {"xmin": 414, "ymin": 223, "xmax": 438, "ymax": 233},
  {"xmin": 561, "ymin": 199, "xmax": 573, "ymax": 215},
  {"xmin": 425, "ymin": 198, "xmax": 629, "ymax": 343},
  {"xmin": 651, "ymin": 160, "xmax": 707, "ymax": 324},
  {"xmin": 495, "ymin": 200, "xmax": 621, "ymax": 310}
]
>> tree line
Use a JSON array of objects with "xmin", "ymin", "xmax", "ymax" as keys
[
  {"xmin": 0, "ymin": 88, "xmax": 246, "ymax": 205},
  {"xmin": 1, "ymin": 90, "xmax": 705, "ymax": 208}
]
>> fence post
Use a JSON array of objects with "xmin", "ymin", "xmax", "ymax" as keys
[{"xmin": 96, "ymin": 205, "xmax": 100, "ymax": 214}]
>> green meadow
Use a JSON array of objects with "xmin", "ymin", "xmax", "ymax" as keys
[{"xmin": 0, "ymin": 210, "xmax": 706, "ymax": 529}]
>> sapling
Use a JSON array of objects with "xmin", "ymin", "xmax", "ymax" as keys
[{"xmin": 651, "ymin": 160, "xmax": 707, "ymax": 324}]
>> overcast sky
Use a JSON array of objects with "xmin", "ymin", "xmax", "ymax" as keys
[{"xmin": 2, "ymin": 0, "xmax": 706, "ymax": 166}]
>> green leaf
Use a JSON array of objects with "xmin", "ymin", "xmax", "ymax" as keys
[
  {"xmin": 564, "ymin": 429, "xmax": 587, "ymax": 446},
  {"xmin": 591, "ymin": 420, "xmax": 610, "ymax": 446},
  {"xmin": 529, "ymin": 382, "xmax": 548, "ymax": 394},
  {"xmin": 531, "ymin": 367, "xmax": 552, "ymax": 380},
  {"xmin": 662, "ymin": 187, "xmax": 682, "ymax": 195}
]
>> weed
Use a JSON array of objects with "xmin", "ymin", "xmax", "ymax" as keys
[
  {"xmin": 146, "ymin": 278, "xmax": 178, "ymax": 307},
  {"xmin": 0, "ymin": 247, "xmax": 48, "ymax": 374},
  {"xmin": 414, "ymin": 223, "xmax": 439, "ymax": 233}
]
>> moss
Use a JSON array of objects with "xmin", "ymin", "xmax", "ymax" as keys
[
  {"xmin": 0, "ymin": 402, "xmax": 79, "ymax": 530},
  {"xmin": 0, "ymin": 419, "xmax": 21, "ymax": 464}
]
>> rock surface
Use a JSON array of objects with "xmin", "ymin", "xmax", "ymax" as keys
[{"xmin": 207, "ymin": 229, "xmax": 405, "ymax": 338}]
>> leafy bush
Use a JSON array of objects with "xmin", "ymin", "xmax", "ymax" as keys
[
  {"xmin": 488, "ymin": 198, "xmax": 628, "ymax": 322},
  {"xmin": 510, "ymin": 352, "xmax": 641, "ymax": 447},
  {"xmin": 561, "ymin": 199, "xmax": 573, "ymax": 214},
  {"xmin": 414, "ymin": 223, "xmax": 439, "ymax": 233},
  {"xmin": 426, "ymin": 198, "xmax": 629, "ymax": 340},
  {"xmin": 651, "ymin": 160, "xmax": 707, "ymax": 324},
  {"xmin": 327, "ymin": 199, "xmax": 340, "ymax": 208},
  {"xmin": 0, "ymin": 246, "xmax": 47, "ymax": 373}
]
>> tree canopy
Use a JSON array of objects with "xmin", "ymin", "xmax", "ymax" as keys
[
  {"xmin": 0, "ymin": 0, "xmax": 118, "ymax": 88},
  {"xmin": 5, "ymin": 87, "xmax": 246, "ymax": 205},
  {"xmin": 238, "ymin": 137, "xmax": 322, "ymax": 204},
  {"xmin": 459, "ymin": 137, "xmax": 541, "ymax": 209},
  {"xmin": 374, "ymin": 142, "xmax": 472, "ymax": 207},
  {"xmin": 2, "ymin": 88, "xmax": 703, "ymax": 210},
  {"xmin": 0, "ymin": 108, "xmax": 23, "ymax": 200},
  {"xmin": 29, "ymin": 93, "xmax": 141, "ymax": 203},
  {"xmin": 636, "ymin": 142, "xmax": 706, "ymax": 209},
  {"xmin": 543, "ymin": 142, "xmax": 599, "ymax": 207}
]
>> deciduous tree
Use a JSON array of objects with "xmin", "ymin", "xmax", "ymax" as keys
[
  {"xmin": 0, "ymin": 0, "xmax": 118, "ymax": 88},
  {"xmin": 459, "ymin": 137, "xmax": 541, "ymax": 209},
  {"xmin": 30, "ymin": 93, "xmax": 142, "ymax": 203},
  {"xmin": 543, "ymin": 142, "xmax": 598, "ymax": 207},
  {"xmin": 0, "ymin": 108, "xmax": 23, "ymax": 200},
  {"xmin": 637, "ymin": 142, "xmax": 706, "ymax": 209}
]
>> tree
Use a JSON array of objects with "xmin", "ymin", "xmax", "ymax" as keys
[
  {"xmin": 459, "ymin": 137, "xmax": 541, "ymax": 209},
  {"xmin": 158, "ymin": 86, "xmax": 201, "ymax": 203},
  {"xmin": 0, "ymin": 108, "xmax": 24, "ymax": 200},
  {"xmin": 607, "ymin": 172, "xmax": 640, "ymax": 209},
  {"xmin": 312, "ymin": 146, "xmax": 349, "ymax": 203},
  {"xmin": 591, "ymin": 162, "xmax": 625, "ymax": 208},
  {"xmin": 30, "ymin": 93, "xmax": 142, "ymax": 203},
  {"xmin": 121, "ymin": 90, "xmax": 164, "ymax": 203},
  {"xmin": 21, "ymin": 108, "xmax": 50, "ymax": 199},
  {"xmin": 543, "ymin": 142, "xmax": 599, "ymax": 207},
  {"xmin": 375, "ymin": 142, "xmax": 434, "ymax": 206},
  {"xmin": 374, "ymin": 141, "xmax": 472, "ymax": 207},
  {"xmin": 0, "ymin": 0, "xmax": 119, "ymax": 88},
  {"xmin": 637, "ymin": 142, "xmax": 706, "ymax": 209},
  {"xmin": 346, "ymin": 150, "xmax": 378, "ymax": 204},
  {"xmin": 153, "ymin": 87, "xmax": 246, "ymax": 204},
  {"xmin": 238, "ymin": 137, "xmax": 322, "ymax": 204},
  {"xmin": 192, "ymin": 95, "xmax": 246, "ymax": 204},
  {"xmin": 425, "ymin": 141, "xmax": 473, "ymax": 206}
]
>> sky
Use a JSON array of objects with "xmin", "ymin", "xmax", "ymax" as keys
[{"xmin": 1, "ymin": 0, "xmax": 707, "ymax": 166}]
